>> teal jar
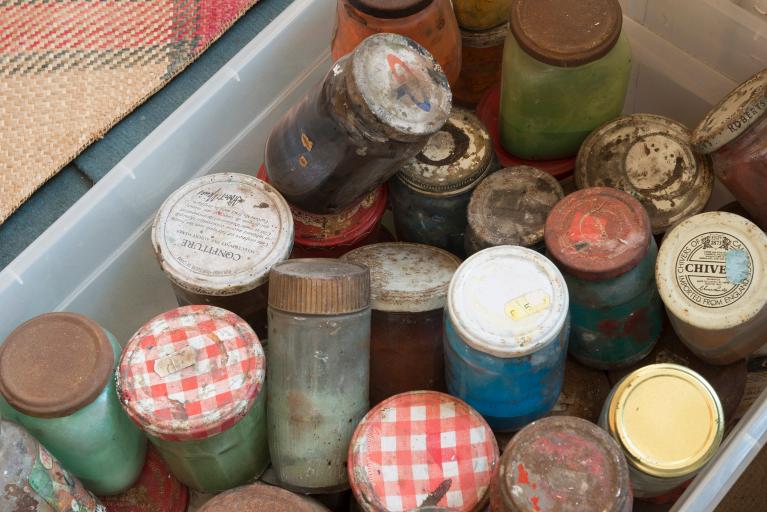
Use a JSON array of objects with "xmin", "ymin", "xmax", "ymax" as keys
[
  {"xmin": 117, "ymin": 305, "xmax": 269, "ymax": 493},
  {"xmin": 0, "ymin": 313, "xmax": 146, "ymax": 495}
]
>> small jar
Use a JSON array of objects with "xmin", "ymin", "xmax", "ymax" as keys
[
  {"xmin": 389, "ymin": 108, "xmax": 495, "ymax": 256},
  {"xmin": 453, "ymin": 25, "xmax": 507, "ymax": 107},
  {"xmin": 348, "ymin": 391, "xmax": 499, "ymax": 512},
  {"xmin": 599, "ymin": 364, "xmax": 724, "ymax": 499},
  {"xmin": 465, "ymin": 166, "xmax": 563, "ymax": 255},
  {"xmin": 332, "ymin": 0, "xmax": 462, "ymax": 86},
  {"xmin": 0, "ymin": 420, "xmax": 105, "ymax": 512},
  {"xmin": 0, "ymin": 313, "xmax": 146, "ymax": 495},
  {"xmin": 491, "ymin": 416, "xmax": 632, "ymax": 512},
  {"xmin": 267, "ymin": 259, "xmax": 371, "ymax": 493},
  {"xmin": 341, "ymin": 243, "xmax": 461, "ymax": 405},
  {"xmin": 117, "ymin": 305, "xmax": 269, "ymax": 493},
  {"xmin": 692, "ymin": 69, "xmax": 767, "ymax": 230},
  {"xmin": 546, "ymin": 358, "xmax": 612, "ymax": 424},
  {"xmin": 152, "ymin": 172, "xmax": 293, "ymax": 339},
  {"xmin": 499, "ymin": 0, "xmax": 631, "ymax": 160},
  {"xmin": 198, "ymin": 483, "xmax": 329, "ymax": 512},
  {"xmin": 655, "ymin": 212, "xmax": 767, "ymax": 364},
  {"xmin": 545, "ymin": 188, "xmax": 663, "ymax": 370},
  {"xmin": 576, "ymin": 114, "xmax": 714, "ymax": 235},
  {"xmin": 445, "ymin": 246, "xmax": 569, "ymax": 431},
  {"xmin": 452, "ymin": 0, "xmax": 510, "ymax": 31}
]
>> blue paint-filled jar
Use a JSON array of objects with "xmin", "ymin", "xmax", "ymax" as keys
[{"xmin": 444, "ymin": 246, "xmax": 570, "ymax": 432}]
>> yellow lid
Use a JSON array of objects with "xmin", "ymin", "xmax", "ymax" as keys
[{"xmin": 607, "ymin": 363, "xmax": 724, "ymax": 478}]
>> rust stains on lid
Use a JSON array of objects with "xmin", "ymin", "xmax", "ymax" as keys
[{"xmin": 198, "ymin": 483, "xmax": 329, "ymax": 512}]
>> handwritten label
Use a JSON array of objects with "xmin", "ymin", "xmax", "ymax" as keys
[
  {"xmin": 505, "ymin": 290, "xmax": 551, "ymax": 321},
  {"xmin": 154, "ymin": 347, "xmax": 197, "ymax": 378}
]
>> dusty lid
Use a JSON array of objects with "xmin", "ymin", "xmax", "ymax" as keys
[
  {"xmin": 576, "ymin": 114, "xmax": 714, "ymax": 234},
  {"xmin": 0, "ymin": 312, "xmax": 114, "ymax": 418},
  {"xmin": 348, "ymin": 391, "xmax": 499, "ymax": 511},
  {"xmin": 117, "ymin": 305, "xmax": 265, "ymax": 442},
  {"xmin": 198, "ymin": 483, "xmax": 329, "ymax": 512},
  {"xmin": 509, "ymin": 0, "xmax": 623, "ymax": 67},
  {"xmin": 341, "ymin": 243, "xmax": 461, "ymax": 313},
  {"xmin": 152, "ymin": 172, "xmax": 294, "ymax": 296},
  {"xmin": 692, "ymin": 69, "xmax": 767, "ymax": 153},
  {"xmin": 466, "ymin": 166, "xmax": 564, "ymax": 251},
  {"xmin": 500, "ymin": 416, "xmax": 631, "ymax": 512},
  {"xmin": 348, "ymin": 0, "xmax": 433, "ymax": 18},
  {"xmin": 447, "ymin": 246, "xmax": 569, "ymax": 358},
  {"xmin": 606, "ymin": 364, "xmax": 724, "ymax": 478},
  {"xmin": 461, "ymin": 24, "xmax": 510, "ymax": 49}
]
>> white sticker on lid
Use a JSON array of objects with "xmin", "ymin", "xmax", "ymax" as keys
[
  {"xmin": 154, "ymin": 347, "xmax": 198, "ymax": 378},
  {"xmin": 505, "ymin": 290, "xmax": 551, "ymax": 321}
]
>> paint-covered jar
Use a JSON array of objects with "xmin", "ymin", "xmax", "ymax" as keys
[
  {"xmin": 389, "ymin": 108, "xmax": 495, "ymax": 256},
  {"xmin": 152, "ymin": 172, "xmax": 293, "ymax": 338},
  {"xmin": 545, "ymin": 188, "xmax": 662, "ymax": 370},
  {"xmin": 0, "ymin": 313, "xmax": 146, "ymax": 495},
  {"xmin": 656, "ymin": 212, "xmax": 767, "ymax": 364},
  {"xmin": 452, "ymin": 0, "xmax": 510, "ymax": 31},
  {"xmin": 453, "ymin": 25, "xmax": 507, "ymax": 107},
  {"xmin": 465, "ymin": 166, "xmax": 563, "ymax": 255},
  {"xmin": 499, "ymin": 0, "xmax": 631, "ymax": 160},
  {"xmin": 348, "ymin": 391, "xmax": 499, "ymax": 511},
  {"xmin": 117, "ymin": 306, "xmax": 269, "ymax": 493},
  {"xmin": 599, "ymin": 364, "xmax": 724, "ymax": 498},
  {"xmin": 575, "ymin": 114, "xmax": 714, "ymax": 234},
  {"xmin": 445, "ymin": 246, "xmax": 569, "ymax": 431},
  {"xmin": 341, "ymin": 243, "xmax": 461, "ymax": 405},
  {"xmin": 198, "ymin": 483, "xmax": 329, "ymax": 512},
  {"xmin": 692, "ymin": 69, "xmax": 767, "ymax": 230},
  {"xmin": 267, "ymin": 259, "xmax": 371, "ymax": 493}
]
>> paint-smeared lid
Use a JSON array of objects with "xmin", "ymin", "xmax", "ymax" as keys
[
  {"xmin": 198, "ymin": 483, "xmax": 329, "ymax": 512},
  {"xmin": 152, "ymin": 172, "xmax": 293, "ymax": 296},
  {"xmin": 348, "ymin": 391, "xmax": 499, "ymax": 512},
  {"xmin": 447, "ymin": 246, "xmax": 569, "ymax": 358},
  {"xmin": 348, "ymin": 0, "xmax": 433, "ymax": 18},
  {"xmin": 576, "ymin": 114, "xmax": 714, "ymax": 234},
  {"xmin": 461, "ymin": 23, "xmax": 509, "ymax": 49},
  {"xmin": 692, "ymin": 69, "xmax": 767, "ymax": 153},
  {"xmin": 341, "ymin": 243, "xmax": 461, "ymax": 312},
  {"xmin": 117, "ymin": 306, "xmax": 265, "ymax": 442}
]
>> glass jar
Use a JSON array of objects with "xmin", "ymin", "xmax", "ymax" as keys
[
  {"xmin": 267, "ymin": 259, "xmax": 371, "ymax": 493},
  {"xmin": 198, "ymin": 482, "xmax": 330, "ymax": 512},
  {"xmin": 116, "ymin": 305, "xmax": 269, "ymax": 493},
  {"xmin": 267, "ymin": 33, "xmax": 452, "ymax": 214},
  {"xmin": 152, "ymin": 172, "xmax": 294, "ymax": 339},
  {"xmin": 453, "ymin": 25, "xmax": 506, "ymax": 107},
  {"xmin": 0, "ymin": 313, "xmax": 146, "ymax": 495},
  {"xmin": 499, "ymin": 0, "xmax": 630, "ymax": 159},
  {"xmin": 341, "ymin": 243, "xmax": 461, "ymax": 405},
  {"xmin": 452, "ymin": 0, "xmax": 510, "ymax": 31},
  {"xmin": 445, "ymin": 246, "xmax": 570, "ymax": 432}
]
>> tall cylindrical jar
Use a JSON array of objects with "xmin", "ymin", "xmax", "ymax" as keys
[
  {"xmin": 198, "ymin": 483, "xmax": 330, "ymax": 512},
  {"xmin": 267, "ymin": 259, "xmax": 371, "ymax": 493},
  {"xmin": 116, "ymin": 306, "xmax": 269, "ymax": 493},
  {"xmin": 453, "ymin": 24, "xmax": 507, "ymax": 107},
  {"xmin": 445, "ymin": 246, "xmax": 570, "ymax": 431},
  {"xmin": 0, "ymin": 313, "xmax": 146, "ymax": 495},
  {"xmin": 452, "ymin": 0, "xmax": 510, "ymax": 31}
]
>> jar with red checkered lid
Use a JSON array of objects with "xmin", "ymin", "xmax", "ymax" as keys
[{"xmin": 116, "ymin": 305, "xmax": 268, "ymax": 493}]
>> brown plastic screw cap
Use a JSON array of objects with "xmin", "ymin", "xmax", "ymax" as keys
[
  {"xmin": 349, "ymin": 0, "xmax": 433, "ymax": 18},
  {"xmin": 199, "ymin": 483, "xmax": 329, "ymax": 512},
  {"xmin": 0, "ymin": 312, "xmax": 114, "ymax": 418}
]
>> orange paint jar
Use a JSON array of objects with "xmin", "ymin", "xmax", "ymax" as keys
[{"xmin": 453, "ymin": 24, "xmax": 507, "ymax": 107}]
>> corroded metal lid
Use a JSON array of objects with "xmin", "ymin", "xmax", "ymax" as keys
[
  {"xmin": 348, "ymin": 0, "xmax": 433, "ymax": 18},
  {"xmin": 198, "ymin": 483, "xmax": 329, "ymax": 512},
  {"xmin": 575, "ymin": 114, "xmax": 714, "ymax": 234},
  {"xmin": 0, "ymin": 313, "xmax": 113, "ymax": 418},
  {"xmin": 461, "ymin": 23, "xmax": 509, "ymax": 49}
]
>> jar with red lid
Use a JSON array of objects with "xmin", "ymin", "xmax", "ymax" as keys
[
  {"xmin": 198, "ymin": 483, "xmax": 329, "ymax": 512},
  {"xmin": 453, "ymin": 25, "xmax": 507, "ymax": 108}
]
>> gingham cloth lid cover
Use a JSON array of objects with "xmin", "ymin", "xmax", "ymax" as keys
[
  {"xmin": 117, "ymin": 305, "xmax": 265, "ymax": 442},
  {"xmin": 348, "ymin": 391, "xmax": 499, "ymax": 512}
]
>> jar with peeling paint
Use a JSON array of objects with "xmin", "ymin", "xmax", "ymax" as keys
[
  {"xmin": 452, "ymin": 0, "xmax": 510, "ymax": 31},
  {"xmin": 389, "ymin": 108, "xmax": 495, "ymax": 256},
  {"xmin": 266, "ymin": 33, "xmax": 452, "ymax": 214},
  {"xmin": 445, "ymin": 246, "xmax": 569, "ymax": 432},
  {"xmin": 0, "ymin": 313, "xmax": 146, "ymax": 495},
  {"xmin": 152, "ymin": 172, "xmax": 294, "ymax": 339},
  {"xmin": 342, "ymin": 243, "xmax": 461, "ymax": 405},
  {"xmin": 267, "ymin": 259, "xmax": 371, "ymax": 493},
  {"xmin": 453, "ymin": 24, "xmax": 507, "ymax": 107},
  {"xmin": 116, "ymin": 305, "xmax": 269, "ymax": 493},
  {"xmin": 198, "ymin": 483, "xmax": 330, "ymax": 512}
]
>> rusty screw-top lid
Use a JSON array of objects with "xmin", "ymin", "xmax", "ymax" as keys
[
  {"xmin": 461, "ymin": 23, "xmax": 510, "ymax": 49},
  {"xmin": 0, "ymin": 312, "xmax": 114, "ymax": 418},
  {"xmin": 545, "ymin": 187, "xmax": 651, "ymax": 281},
  {"xmin": 268, "ymin": 259, "xmax": 370, "ymax": 315},
  {"xmin": 575, "ymin": 114, "xmax": 714, "ymax": 234},
  {"xmin": 509, "ymin": 0, "xmax": 623, "ymax": 67},
  {"xmin": 198, "ymin": 483, "xmax": 329, "ymax": 512},
  {"xmin": 348, "ymin": 0, "xmax": 433, "ymax": 18}
]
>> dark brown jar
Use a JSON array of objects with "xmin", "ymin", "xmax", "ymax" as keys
[
  {"xmin": 266, "ymin": 33, "xmax": 452, "ymax": 214},
  {"xmin": 453, "ymin": 24, "xmax": 507, "ymax": 107},
  {"xmin": 198, "ymin": 482, "xmax": 329, "ymax": 511}
]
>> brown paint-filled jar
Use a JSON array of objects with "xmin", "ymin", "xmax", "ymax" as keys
[
  {"xmin": 453, "ymin": 24, "xmax": 507, "ymax": 107},
  {"xmin": 198, "ymin": 483, "xmax": 329, "ymax": 512}
]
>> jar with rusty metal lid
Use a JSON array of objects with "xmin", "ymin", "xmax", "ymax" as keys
[
  {"xmin": 116, "ymin": 305, "xmax": 269, "ymax": 493},
  {"xmin": 575, "ymin": 114, "xmax": 714, "ymax": 234},
  {"xmin": 267, "ymin": 33, "xmax": 452, "ymax": 214},
  {"xmin": 452, "ymin": 0, "xmax": 510, "ymax": 31},
  {"xmin": 655, "ymin": 211, "xmax": 767, "ymax": 364},
  {"xmin": 341, "ymin": 243, "xmax": 461, "ymax": 405},
  {"xmin": 152, "ymin": 172, "xmax": 293, "ymax": 339},
  {"xmin": 453, "ymin": 24, "xmax": 507, "ymax": 107},
  {"xmin": 0, "ymin": 313, "xmax": 146, "ymax": 495},
  {"xmin": 267, "ymin": 259, "xmax": 371, "ymax": 493},
  {"xmin": 389, "ymin": 108, "xmax": 495, "ymax": 256},
  {"xmin": 445, "ymin": 246, "xmax": 569, "ymax": 431},
  {"xmin": 465, "ymin": 166, "xmax": 563, "ymax": 255},
  {"xmin": 198, "ymin": 482, "xmax": 329, "ymax": 511},
  {"xmin": 348, "ymin": 391, "xmax": 500, "ymax": 511}
]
